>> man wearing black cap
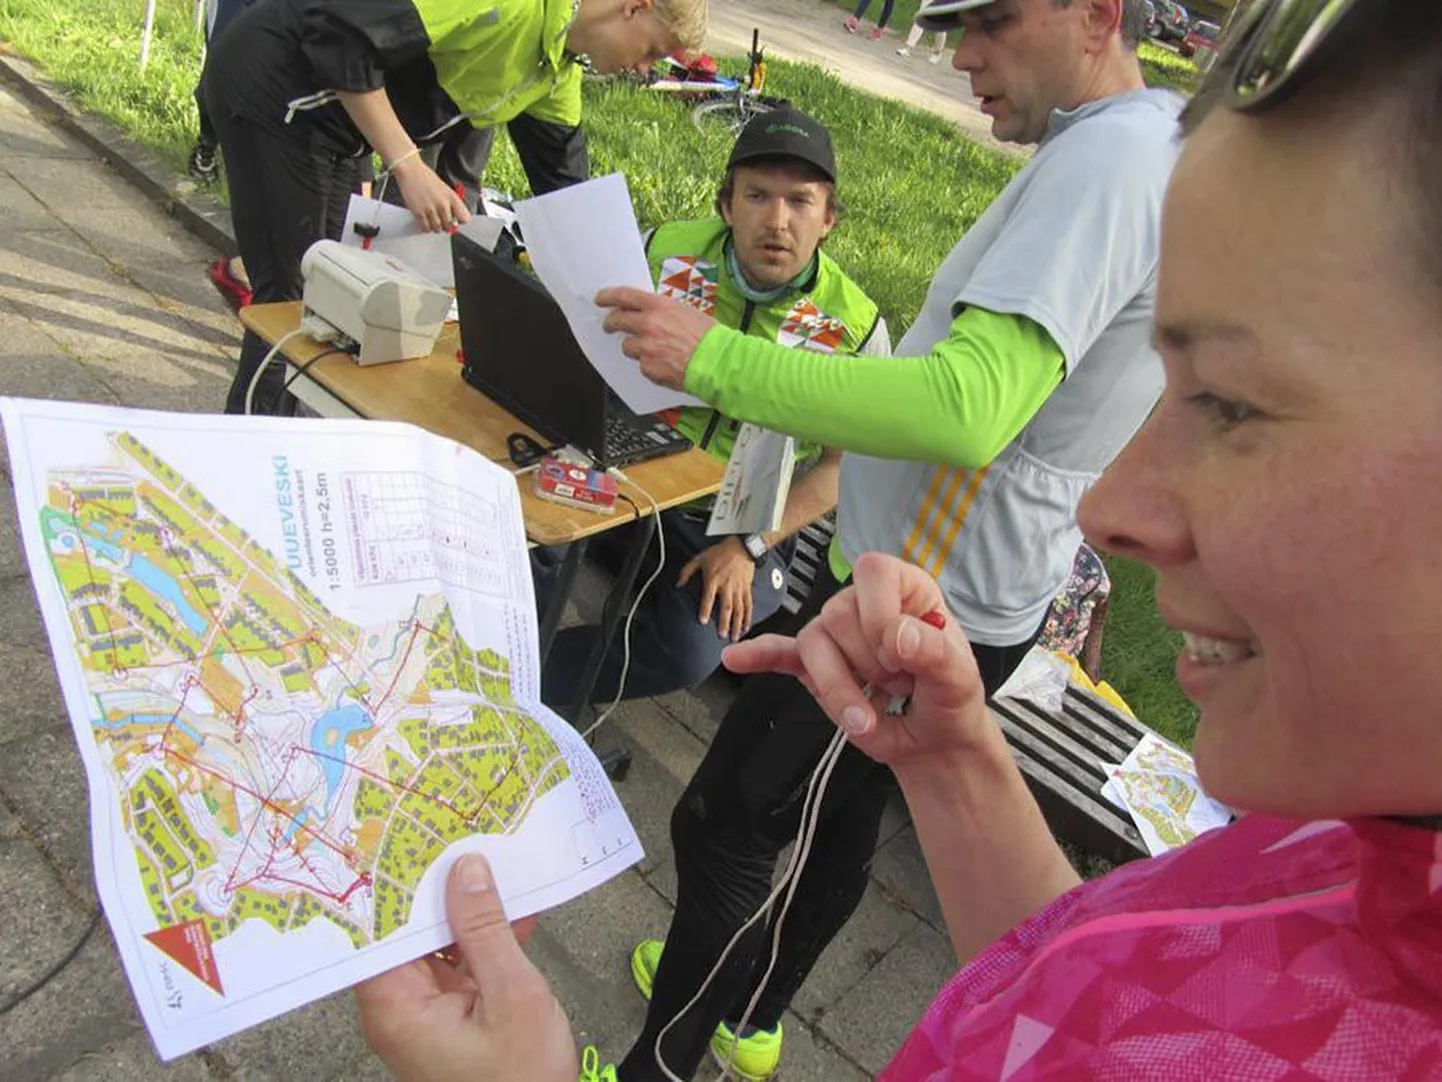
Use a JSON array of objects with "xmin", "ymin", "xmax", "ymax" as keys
[{"xmin": 533, "ymin": 105, "xmax": 889, "ymax": 711}]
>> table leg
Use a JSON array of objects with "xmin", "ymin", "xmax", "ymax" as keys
[
  {"xmin": 538, "ymin": 539, "xmax": 587, "ymax": 664},
  {"xmin": 562, "ymin": 514, "xmax": 658, "ymax": 778}
]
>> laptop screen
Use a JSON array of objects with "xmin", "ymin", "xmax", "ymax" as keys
[{"xmin": 451, "ymin": 232, "xmax": 607, "ymax": 456}]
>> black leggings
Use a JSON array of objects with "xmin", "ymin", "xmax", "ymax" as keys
[
  {"xmin": 205, "ymin": 95, "xmax": 360, "ymax": 415},
  {"xmin": 618, "ymin": 564, "xmax": 1038, "ymax": 1081}
]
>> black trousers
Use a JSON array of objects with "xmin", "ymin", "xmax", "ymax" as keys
[
  {"xmin": 192, "ymin": 0, "xmax": 254, "ymax": 150},
  {"xmin": 618, "ymin": 563, "xmax": 1038, "ymax": 1081},
  {"xmin": 206, "ymin": 95, "xmax": 361, "ymax": 416}
]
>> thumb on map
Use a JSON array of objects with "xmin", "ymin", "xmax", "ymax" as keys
[{"xmin": 446, "ymin": 854, "xmax": 541, "ymax": 1002}]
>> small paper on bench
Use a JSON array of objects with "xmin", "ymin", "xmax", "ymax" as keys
[{"xmin": 1101, "ymin": 733, "xmax": 1233, "ymax": 856}]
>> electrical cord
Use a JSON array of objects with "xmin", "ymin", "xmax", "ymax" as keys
[
  {"xmin": 580, "ymin": 473, "xmax": 664, "ymax": 742},
  {"xmin": 243, "ymin": 327, "xmax": 306, "ymax": 416},
  {"xmin": 0, "ymin": 906, "xmax": 102, "ymax": 1017},
  {"xmin": 281, "ymin": 346, "xmax": 350, "ymax": 395}
]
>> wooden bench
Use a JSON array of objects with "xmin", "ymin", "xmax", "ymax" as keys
[{"xmin": 989, "ymin": 684, "xmax": 1151, "ymax": 865}]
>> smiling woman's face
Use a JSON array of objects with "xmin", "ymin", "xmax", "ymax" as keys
[{"xmin": 1079, "ymin": 97, "xmax": 1442, "ymax": 819}]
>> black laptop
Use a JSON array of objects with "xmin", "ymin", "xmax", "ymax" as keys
[{"xmin": 451, "ymin": 231, "xmax": 692, "ymax": 470}]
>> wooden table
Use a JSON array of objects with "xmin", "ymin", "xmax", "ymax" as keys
[
  {"xmin": 239, "ymin": 302, "xmax": 724, "ymax": 548},
  {"xmin": 240, "ymin": 302, "xmax": 725, "ymax": 770}
]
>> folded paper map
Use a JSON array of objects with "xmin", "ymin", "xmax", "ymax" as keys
[
  {"xmin": 0, "ymin": 399, "xmax": 642, "ymax": 1060},
  {"xmin": 1101, "ymin": 733, "xmax": 1233, "ymax": 856}
]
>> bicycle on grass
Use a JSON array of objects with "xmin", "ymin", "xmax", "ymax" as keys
[{"xmin": 643, "ymin": 30, "xmax": 788, "ymax": 134}]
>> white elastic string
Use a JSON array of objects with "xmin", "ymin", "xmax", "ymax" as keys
[
  {"xmin": 652, "ymin": 725, "xmax": 850, "ymax": 1081},
  {"xmin": 243, "ymin": 328, "xmax": 305, "ymax": 416},
  {"xmin": 728, "ymin": 728, "xmax": 848, "ymax": 1051}
]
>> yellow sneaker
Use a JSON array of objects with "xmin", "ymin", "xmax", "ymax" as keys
[
  {"xmin": 578, "ymin": 1045, "xmax": 618, "ymax": 1081},
  {"xmin": 630, "ymin": 939, "xmax": 663, "ymax": 1000},
  {"xmin": 629, "ymin": 939, "xmax": 783, "ymax": 1080},
  {"xmin": 710, "ymin": 1020, "xmax": 784, "ymax": 1081}
]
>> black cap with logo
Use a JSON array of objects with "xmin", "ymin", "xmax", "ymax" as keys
[{"xmin": 726, "ymin": 106, "xmax": 838, "ymax": 184}]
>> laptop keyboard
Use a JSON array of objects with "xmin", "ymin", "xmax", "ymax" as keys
[{"xmin": 603, "ymin": 414, "xmax": 691, "ymax": 466}]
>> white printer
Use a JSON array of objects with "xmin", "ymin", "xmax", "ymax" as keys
[{"xmin": 299, "ymin": 240, "xmax": 451, "ymax": 365}]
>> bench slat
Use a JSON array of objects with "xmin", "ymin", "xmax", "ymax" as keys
[
  {"xmin": 1063, "ymin": 688, "xmax": 1152, "ymax": 749},
  {"xmin": 989, "ymin": 683, "xmax": 1160, "ymax": 865},
  {"xmin": 990, "ymin": 697, "xmax": 1131, "ymax": 778},
  {"xmin": 996, "ymin": 717, "xmax": 1149, "ymax": 865}
]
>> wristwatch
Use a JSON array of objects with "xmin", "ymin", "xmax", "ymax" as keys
[{"xmin": 742, "ymin": 533, "xmax": 769, "ymax": 562}]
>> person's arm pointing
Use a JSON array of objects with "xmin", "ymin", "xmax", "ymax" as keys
[{"xmin": 597, "ymin": 287, "xmax": 718, "ymax": 390}]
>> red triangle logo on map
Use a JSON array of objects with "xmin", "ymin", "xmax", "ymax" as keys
[{"xmin": 146, "ymin": 919, "xmax": 224, "ymax": 996}]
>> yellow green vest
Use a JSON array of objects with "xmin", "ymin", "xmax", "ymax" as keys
[
  {"xmin": 420, "ymin": 0, "xmax": 580, "ymax": 126},
  {"xmin": 646, "ymin": 218, "xmax": 881, "ymax": 463}
]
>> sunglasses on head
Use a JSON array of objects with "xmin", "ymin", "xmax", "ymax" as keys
[{"xmin": 1204, "ymin": 0, "xmax": 1360, "ymax": 112}]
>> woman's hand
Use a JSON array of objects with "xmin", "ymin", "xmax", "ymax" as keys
[
  {"xmin": 722, "ymin": 552, "xmax": 991, "ymax": 770},
  {"xmin": 356, "ymin": 854, "xmax": 577, "ymax": 1082},
  {"xmin": 393, "ymin": 157, "xmax": 471, "ymax": 234}
]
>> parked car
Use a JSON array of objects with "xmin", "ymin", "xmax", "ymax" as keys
[
  {"xmin": 1152, "ymin": 0, "xmax": 1191, "ymax": 43},
  {"xmin": 1179, "ymin": 19, "xmax": 1220, "ymax": 60}
]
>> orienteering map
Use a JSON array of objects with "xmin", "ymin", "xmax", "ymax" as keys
[{"xmin": 0, "ymin": 400, "xmax": 641, "ymax": 1059}]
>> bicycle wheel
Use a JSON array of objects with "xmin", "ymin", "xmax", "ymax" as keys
[{"xmin": 691, "ymin": 94, "xmax": 774, "ymax": 135}]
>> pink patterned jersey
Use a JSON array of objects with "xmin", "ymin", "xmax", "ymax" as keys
[{"xmin": 881, "ymin": 815, "xmax": 1442, "ymax": 1080}]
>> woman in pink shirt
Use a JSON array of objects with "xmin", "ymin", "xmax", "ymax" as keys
[{"xmin": 356, "ymin": 0, "xmax": 1442, "ymax": 1078}]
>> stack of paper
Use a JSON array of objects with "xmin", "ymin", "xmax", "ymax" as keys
[{"xmin": 340, "ymin": 195, "xmax": 506, "ymax": 290}]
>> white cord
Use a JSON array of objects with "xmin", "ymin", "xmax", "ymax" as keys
[
  {"xmin": 243, "ymin": 328, "xmax": 306, "ymax": 416},
  {"xmin": 581, "ymin": 471, "xmax": 664, "ymax": 741},
  {"xmin": 652, "ymin": 727, "xmax": 850, "ymax": 1081},
  {"xmin": 586, "ymin": 467, "xmax": 852, "ymax": 1081},
  {"xmin": 370, "ymin": 169, "xmax": 391, "ymax": 228},
  {"xmin": 728, "ymin": 729, "xmax": 848, "ymax": 1049}
]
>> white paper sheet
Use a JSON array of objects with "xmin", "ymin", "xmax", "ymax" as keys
[
  {"xmin": 706, "ymin": 424, "xmax": 795, "ymax": 536},
  {"xmin": 513, "ymin": 173, "xmax": 702, "ymax": 415},
  {"xmin": 0, "ymin": 398, "xmax": 642, "ymax": 1060},
  {"xmin": 340, "ymin": 194, "xmax": 505, "ymax": 289}
]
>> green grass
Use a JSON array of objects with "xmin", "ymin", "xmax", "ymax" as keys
[
  {"xmin": 0, "ymin": 0, "xmax": 1198, "ymax": 746},
  {"xmin": 1137, "ymin": 39, "xmax": 1203, "ymax": 94},
  {"xmin": 570, "ymin": 59, "xmax": 1021, "ymax": 330},
  {"xmin": 0, "ymin": 0, "xmax": 203, "ymax": 170},
  {"xmin": 1101, "ymin": 557, "xmax": 1197, "ymax": 747}
]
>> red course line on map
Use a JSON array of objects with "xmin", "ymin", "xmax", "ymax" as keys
[
  {"xmin": 69, "ymin": 481, "xmax": 532, "ymax": 922},
  {"xmin": 370, "ymin": 622, "xmax": 422, "ymax": 713}
]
